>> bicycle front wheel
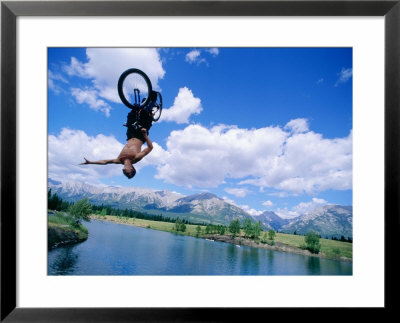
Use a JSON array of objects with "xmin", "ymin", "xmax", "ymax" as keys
[{"xmin": 118, "ymin": 68, "xmax": 152, "ymax": 109}]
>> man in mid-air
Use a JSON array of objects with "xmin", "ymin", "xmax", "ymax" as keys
[
  {"xmin": 80, "ymin": 127, "xmax": 153, "ymax": 179},
  {"xmin": 81, "ymin": 89, "xmax": 160, "ymax": 179}
]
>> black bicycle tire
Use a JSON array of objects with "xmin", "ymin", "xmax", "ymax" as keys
[
  {"xmin": 117, "ymin": 68, "xmax": 152, "ymax": 109},
  {"xmin": 152, "ymin": 92, "xmax": 163, "ymax": 122}
]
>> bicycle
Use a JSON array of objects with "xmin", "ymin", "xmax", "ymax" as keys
[{"xmin": 117, "ymin": 68, "xmax": 162, "ymax": 124}]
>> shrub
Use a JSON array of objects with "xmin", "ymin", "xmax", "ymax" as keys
[
  {"xmin": 261, "ymin": 233, "xmax": 268, "ymax": 244},
  {"xmin": 304, "ymin": 231, "xmax": 321, "ymax": 254},
  {"xmin": 196, "ymin": 225, "xmax": 202, "ymax": 237},
  {"xmin": 174, "ymin": 218, "xmax": 186, "ymax": 232},
  {"xmin": 266, "ymin": 239, "xmax": 275, "ymax": 246},
  {"xmin": 268, "ymin": 229, "xmax": 276, "ymax": 240}
]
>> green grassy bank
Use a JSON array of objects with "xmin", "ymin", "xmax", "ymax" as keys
[
  {"xmin": 48, "ymin": 212, "xmax": 89, "ymax": 249},
  {"xmin": 275, "ymin": 232, "xmax": 352, "ymax": 259}
]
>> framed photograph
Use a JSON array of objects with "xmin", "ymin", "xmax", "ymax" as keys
[{"xmin": 2, "ymin": 0, "xmax": 399, "ymax": 321}]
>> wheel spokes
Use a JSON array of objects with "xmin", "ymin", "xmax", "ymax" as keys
[{"xmin": 122, "ymin": 73, "xmax": 150, "ymax": 107}]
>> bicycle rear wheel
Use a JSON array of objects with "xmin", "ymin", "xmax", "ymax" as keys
[
  {"xmin": 151, "ymin": 91, "xmax": 163, "ymax": 122},
  {"xmin": 118, "ymin": 68, "xmax": 152, "ymax": 109}
]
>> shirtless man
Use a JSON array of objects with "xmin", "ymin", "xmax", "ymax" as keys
[{"xmin": 80, "ymin": 128, "xmax": 153, "ymax": 179}]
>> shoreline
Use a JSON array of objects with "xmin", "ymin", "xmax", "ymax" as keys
[
  {"xmin": 203, "ymin": 234, "xmax": 352, "ymax": 263},
  {"xmin": 48, "ymin": 223, "xmax": 88, "ymax": 250},
  {"xmin": 90, "ymin": 215, "xmax": 352, "ymax": 263}
]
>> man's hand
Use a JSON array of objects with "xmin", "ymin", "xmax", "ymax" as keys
[
  {"xmin": 79, "ymin": 157, "xmax": 90, "ymax": 165},
  {"xmin": 141, "ymin": 128, "xmax": 148, "ymax": 137}
]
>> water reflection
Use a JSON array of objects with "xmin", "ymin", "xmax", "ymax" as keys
[
  {"xmin": 48, "ymin": 245, "xmax": 79, "ymax": 275},
  {"xmin": 307, "ymin": 257, "xmax": 321, "ymax": 275},
  {"xmin": 239, "ymin": 246, "xmax": 260, "ymax": 275},
  {"xmin": 264, "ymin": 249, "xmax": 274, "ymax": 275}
]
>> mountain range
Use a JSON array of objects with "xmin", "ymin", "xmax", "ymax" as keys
[
  {"xmin": 279, "ymin": 205, "xmax": 353, "ymax": 239},
  {"xmin": 48, "ymin": 179, "xmax": 352, "ymax": 238}
]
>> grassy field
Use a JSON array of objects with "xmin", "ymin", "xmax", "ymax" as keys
[
  {"xmin": 93, "ymin": 215, "xmax": 352, "ymax": 260},
  {"xmin": 275, "ymin": 232, "xmax": 352, "ymax": 259},
  {"xmin": 97, "ymin": 215, "xmax": 202, "ymax": 236}
]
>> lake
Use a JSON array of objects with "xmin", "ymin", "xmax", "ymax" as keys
[{"xmin": 48, "ymin": 219, "xmax": 352, "ymax": 275}]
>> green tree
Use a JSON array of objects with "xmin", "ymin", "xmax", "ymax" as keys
[
  {"xmin": 174, "ymin": 218, "xmax": 186, "ymax": 232},
  {"xmin": 253, "ymin": 221, "xmax": 263, "ymax": 240},
  {"xmin": 218, "ymin": 225, "xmax": 226, "ymax": 235},
  {"xmin": 100, "ymin": 208, "xmax": 107, "ymax": 217},
  {"xmin": 268, "ymin": 229, "xmax": 276, "ymax": 241},
  {"xmin": 48, "ymin": 191, "xmax": 61, "ymax": 211},
  {"xmin": 68, "ymin": 198, "xmax": 92, "ymax": 225},
  {"xmin": 304, "ymin": 231, "xmax": 321, "ymax": 254},
  {"xmin": 174, "ymin": 218, "xmax": 183, "ymax": 231},
  {"xmin": 180, "ymin": 222, "xmax": 186, "ymax": 232},
  {"xmin": 243, "ymin": 219, "xmax": 253, "ymax": 238},
  {"xmin": 229, "ymin": 219, "xmax": 241, "ymax": 238},
  {"xmin": 196, "ymin": 225, "xmax": 202, "ymax": 237},
  {"xmin": 261, "ymin": 232, "xmax": 268, "ymax": 243}
]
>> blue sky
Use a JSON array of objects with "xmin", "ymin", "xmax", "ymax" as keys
[{"xmin": 48, "ymin": 47, "xmax": 352, "ymax": 218}]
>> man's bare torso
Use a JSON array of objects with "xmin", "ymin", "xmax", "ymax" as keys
[
  {"xmin": 79, "ymin": 128, "xmax": 152, "ymax": 180},
  {"xmin": 117, "ymin": 138, "xmax": 144, "ymax": 164}
]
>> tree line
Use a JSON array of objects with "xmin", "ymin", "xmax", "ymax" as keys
[
  {"xmin": 292, "ymin": 230, "xmax": 352, "ymax": 243},
  {"xmin": 48, "ymin": 189, "xmax": 208, "ymax": 227},
  {"xmin": 48, "ymin": 189, "xmax": 72, "ymax": 211},
  {"xmin": 227, "ymin": 218, "xmax": 276, "ymax": 246}
]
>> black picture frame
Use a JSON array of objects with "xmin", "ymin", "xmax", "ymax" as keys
[{"xmin": 1, "ymin": 0, "xmax": 399, "ymax": 321}]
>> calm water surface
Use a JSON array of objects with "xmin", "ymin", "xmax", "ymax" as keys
[{"xmin": 48, "ymin": 220, "xmax": 352, "ymax": 275}]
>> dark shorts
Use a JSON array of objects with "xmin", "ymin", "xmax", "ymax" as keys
[{"xmin": 126, "ymin": 127, "xmax": 148, "ymax": 142}]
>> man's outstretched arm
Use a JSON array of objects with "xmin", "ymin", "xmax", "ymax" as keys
[{"xmin": 80, "ymin": 157, "xmax": 121, "ymax": 165}]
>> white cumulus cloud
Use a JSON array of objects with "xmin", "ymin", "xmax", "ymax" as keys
[
  {"xmin": 155, "ymin": 123, "xmax": 288, "ymax": 187},
  {"xmin": 65, "ymin": 48, "xmax": 165, "ymax": 110},
  {"xmin": 71, "ymin": 88, "xmax": 112, "ymax": 117},
  {"xmin": 284, "ymin": 118, "xmax": 309, "ymax": 134},
  {"xmin": 225, "ymin": 187, "xmax": 250, "ymax": 198},
  {"xmin": 240, "ymin": 205, "xmax": 263, "ymax": 216},
  {"xmin": 48, "ymin": 128, "xmax": 124, "ymax": 183},
  {"xmin": 262, "ymin": 200, "xmax": 274, "ymax": 207},
  {"xmin": 161, "ymin": 87, "xmax": 203, "ymax": 124},
  {"xmin": 154, "ymin": 119, "xmax": 352, "ymax": 195},
  {"xmin": 185, "ymin": 50, "xmax": 202, "ymax": 63},
  {"xmin": 241, "ymin": 129, "xmax": 352, "ymax": 195}
]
